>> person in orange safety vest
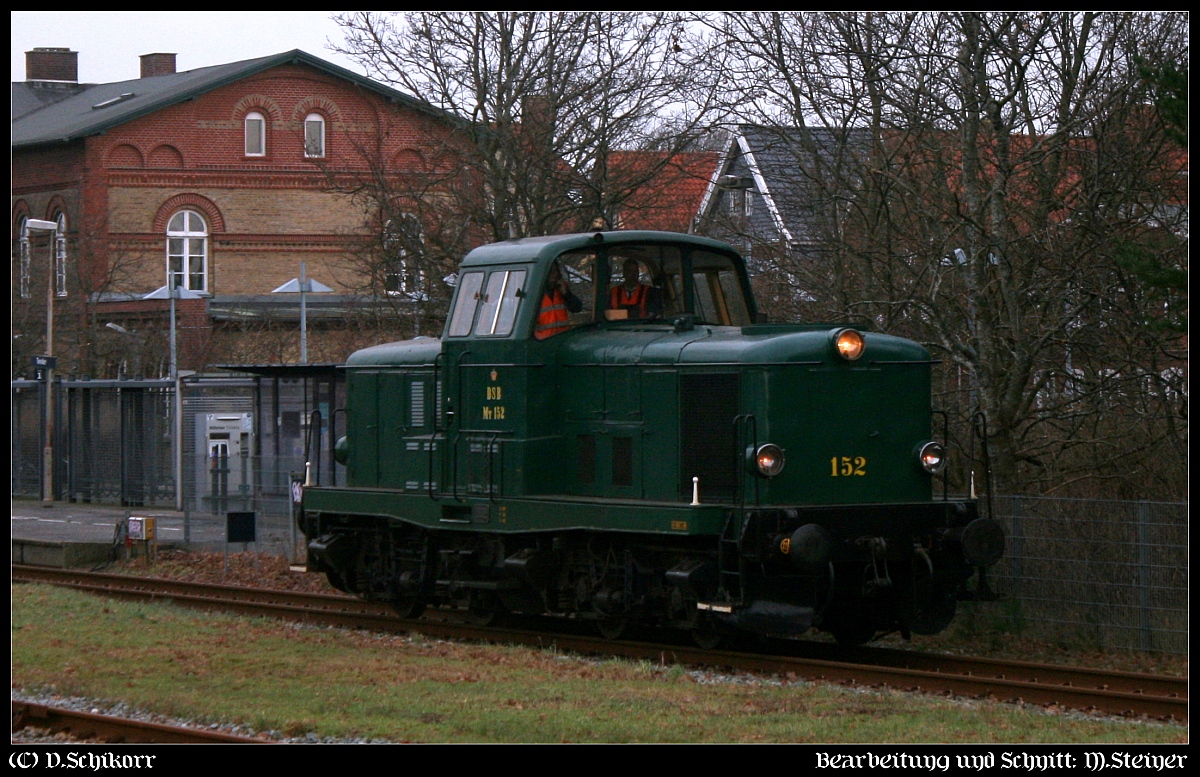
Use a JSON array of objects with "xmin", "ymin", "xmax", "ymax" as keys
[
  {"xmin": 535, "ymin": 261, "xmax": 582, "ymax": 340},
  {"xmin": 608, "ymin": 258, "xmax": 660, "ymax": 319}
]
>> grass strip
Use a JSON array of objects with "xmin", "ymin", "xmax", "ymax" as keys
[{"xmin": 11, "ymin": 584, "xmax": 1187, "ymax": 744}]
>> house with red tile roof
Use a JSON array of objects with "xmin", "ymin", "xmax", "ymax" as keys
[{"xmin": 606, "ymin": 150, "xmax": 721, "ymax": 233}]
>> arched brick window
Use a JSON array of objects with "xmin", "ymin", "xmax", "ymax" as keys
[
  {"xmin": 16, "ymin": 214, "xmax": 31, "ymax": 299},
  {"xmin": 304, "ymin": 113, "xmax": 325, "ymax": 158},
  {"xmin": 167, "ymin": 209, "xmax": 208, "ymax": 291},
  {"xmin": 245, "ymin": 111, "xmax": 266, "ymax": 157}
]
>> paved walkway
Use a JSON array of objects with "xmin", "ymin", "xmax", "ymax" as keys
[{"xmin": 11, "ymin": 500, "xmax": 301, "ymax": 556}]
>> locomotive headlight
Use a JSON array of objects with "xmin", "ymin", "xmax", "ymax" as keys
[
  {"xmin": 917, "ymin": 441, "xmax": 946, "ymax": 474},
  {"xmin": 833, "ymin": 328, "xmax": 865, "ymax": 361},
  {"xmin": 753, "ymin": 443, "xmax": 786, "ymax": 477}
]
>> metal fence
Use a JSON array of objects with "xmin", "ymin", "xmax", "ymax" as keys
[
  {"xmin": 11, "ymin": 378, "xmax": 1189, "ymax": 654},
  {"xmin": 181, "ymin": 452, "xmax": 306, "ymax": 522},
  {"xmin": 11, "ymin": 378, "xmax": 175, "ymax": 507},
  {"xmin": 175, "ymin": 451, "xmax": 309, "ymax": 561},
  {"xmin": 970, "ymin": 495, "xmax": 1188, "ymax": 655},
  {"xmin": 12, "ymin": 374, "xmax": 339, "ymax": 513}
]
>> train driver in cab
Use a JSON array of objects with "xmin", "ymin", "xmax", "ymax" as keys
[
  {"xmin": 607, "ymin": 258, "xmax": 661, "ymax": 320},
  {"xmin": 535, "ymin": 260, "xmax": 582, "ymax": 340}
]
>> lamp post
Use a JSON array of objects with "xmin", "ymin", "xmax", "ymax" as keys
[
  {"xmin": 27, "ymin": 218, "xmax": 58, "ymax": 507},
  {"xmin": 272, "ymin": 262, "xmax": 333, "ymax": 363},
  {"xmin": 144, "ymin": 284, "xmax": 205, "ymax": 511},
  {"xmin": 143, "ymin": 285, "xmax": 204, "ymax": 379}
]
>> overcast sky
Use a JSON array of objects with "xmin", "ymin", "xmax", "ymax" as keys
[{"xmin": 12, "ymin": 11, "xmax": 364, "ymax": 84}]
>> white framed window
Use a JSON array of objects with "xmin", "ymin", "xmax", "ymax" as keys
[
  {"xmin": 245, "ymin": 111, "xmax": 266, "ymax": 156},
  {"xmin": 17, "ymin": 216, "xmax": 31, "ymax": 299},
  {"xmin": 304, "ymin": 113, "xmax": 325, "ymax": 158},
  {"xmin": 166, "ymin": 209, "xmax": 208, "ymax": 291},
  {"xmin": 383, "ymin": 213, "xmax": 426, "ymax": 299},
  {"xmin": 54, "ymin": 212, "xmax": 67, "ymax": 297}
]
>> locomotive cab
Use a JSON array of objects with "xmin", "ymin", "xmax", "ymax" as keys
[
  {"xmin": 428, "ymin": 231, "xmax": 762, "ymax": 498},
  {"xmin": 304, "ymin": 231, "xmax": 1003, "ymax": 646}
]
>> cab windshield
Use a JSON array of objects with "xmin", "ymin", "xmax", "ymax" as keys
[
  {"xmin": 446, "ymin": 268, "xmax": 528, "ymax": 338},
  {"xmin": 557, "ymin": 243, "xmax": 751, "ymax": 327}
]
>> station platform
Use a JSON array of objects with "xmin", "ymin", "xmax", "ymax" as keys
[{"xmin": 11, "ymin": 499, "xmax": 302, "ymax": 567}]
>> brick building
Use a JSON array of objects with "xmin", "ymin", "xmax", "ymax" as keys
[{"xmin": 12, "ymin": 47, "xmax": 464, "ymax": 378}]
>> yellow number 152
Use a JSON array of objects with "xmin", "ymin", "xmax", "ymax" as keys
[{"xmin": 831, "ymin": 456, "xmax": 867, "ymax": 477}]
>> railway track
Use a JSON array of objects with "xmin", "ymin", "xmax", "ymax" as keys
[
  {"xmin": 11, "ymin": 700, "xmax": 269, "ymax": 743},
  {"xmin": 13, "ymin": 564, "xmax": 1188, "ymax": 724}
]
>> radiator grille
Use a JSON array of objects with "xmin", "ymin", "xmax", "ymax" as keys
[
  {"xmin": 577, "ymin": 434, "xmax": 596, "ymax": 485},
  {"xmin": 410, "ymin": 380, "xmax": 426, "ymax": 428},
  {"xmin": 680, "ymin": 372, "xmax": 740, "ymax": 501},
  {"xmin": 612, "ymin": 436, "xmax": 633, "ymax": 487}
]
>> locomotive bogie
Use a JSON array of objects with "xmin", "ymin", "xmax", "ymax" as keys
[
  {"xmin": 302, "ymin": 231, "xmax": 1003, "ymax": 645},
  {"xmin": 302, "ymin": 494, "xmax": 984, "ymax": 643}
]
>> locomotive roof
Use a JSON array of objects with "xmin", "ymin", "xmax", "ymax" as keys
[{"xmin": 459, "ymin": 230, "xmax": 740, "ymax": 267}]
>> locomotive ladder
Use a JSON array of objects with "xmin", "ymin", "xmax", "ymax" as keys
[
  {"xmin": 716, "ymin": 510, "xmax": 751, "ymax": 605},
  {"xmin": 715, "ymin": 413, "xmax": 758, "ymax": 606}
]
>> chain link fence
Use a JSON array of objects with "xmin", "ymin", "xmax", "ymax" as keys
[{"xmin": 176, "ymin": 451, "xmax": 306, "ymax": 557}]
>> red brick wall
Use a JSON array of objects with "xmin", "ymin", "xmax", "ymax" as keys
[
  {"xmin": 11, "ymin": 145, "xmax": 87, "ymax": 194},
  {"xmin": 87, "ymin": 62, "xmax": 458, "ymax": 297},
  {"xmin": 12, "ymin": 59, "xmax": 464, "ymax": 374},
  {"xmin": 14, "ymin": 62, "xmax": 461, "ymax": 287}
]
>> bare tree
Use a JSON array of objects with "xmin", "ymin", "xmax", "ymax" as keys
[
  {"xmin": 301, "ymin": 100, "xmax": 479, "ymax": 340},
  {"xmin": 702, "ymin": 12, "xmax": 1188, "ymax": 498},
  {"xmin": 332, "ymin": 11, "xmax": 725, "ymax": 241}
]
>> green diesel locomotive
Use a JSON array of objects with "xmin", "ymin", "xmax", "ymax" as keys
[{"xmin": 300, "ymin": 230, "xmax": 1004, "ymax": 646}]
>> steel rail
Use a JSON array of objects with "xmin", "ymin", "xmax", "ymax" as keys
[
  {"xmin": 11, "ymin": 700, "xmax": 270, "ymax": 744},
  {"xmin": 13, "ymin": 564, "xmax": 1187, "ymax": 723}
]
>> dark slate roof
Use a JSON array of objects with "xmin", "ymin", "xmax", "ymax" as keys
[
  {"xmin": 703, "ymin": 123, "xmax": 872, "ymax": 247},
  {"xmin": 11, "ymin": 81, "xmax": 91, "ymax": 122},
  {"xmin": 12, "ymin": 49, "xmax": 455, "ymax": 150}
]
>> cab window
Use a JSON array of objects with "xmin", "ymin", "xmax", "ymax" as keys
[
  {"xmin": 602, "ymin": 245, "xmax": 684, "ymax": 321},
  {"xmin": 474, "ymin": 269, "xmax": 526, "ymax": 336},
  {"xmin": 447, "ymin": 268, "xmax": 529, "ymax": 338},
  {"xmin": 448, "ymin": 271, "xmax": 485, "ymax": 337},
  {"xmin": 549, "ymin": 249, "xmax": 597, "ymax": 328},
  {"xmin": 689, "ymin": 250, "xmax": 751, "ymax": 326}
]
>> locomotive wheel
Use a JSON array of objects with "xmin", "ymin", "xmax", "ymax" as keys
[
  {"xmin": 596, "ymin": 617, "xmax": 629, "ymax": 640},
  {"xmin": 905, "ymin": 571, "xmax": 957, "ymax": 636},
  {"xmin": 829, "ymin": 617, "xmax": 877, "ymax": 646},
  {"xmin": 325, "ymin": 570, "xmax": 355, "ymax": 594},
  {"xmin": 391, "ymin": 595, "xmax": 427, "ymax": 620},
  {"xmin": 691, "ymin": 621, "xmax": 724, "ymax": 650},
  {"xmin": 467, "ymin": 591, "xmax": 507, "ymax": 627}
]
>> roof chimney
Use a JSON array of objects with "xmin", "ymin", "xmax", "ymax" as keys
[
  {"xmin": 26, "ymin": 47, "xmax": 78, "ymax": 83},
  {"xmin": 140, "ymin": 53, "xmax": 177, "ymax": 78}
]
